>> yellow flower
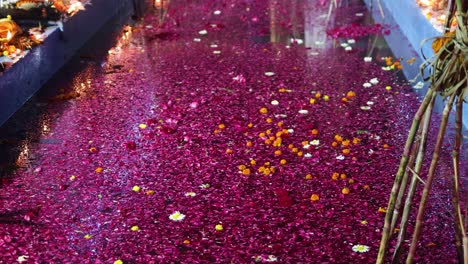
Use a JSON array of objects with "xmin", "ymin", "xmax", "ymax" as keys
[
  {"xmin": 242, "ymin": 168, "xmax": 251, "ymax": 175},
  {"xmin": 334, "ymin": 134, "xmax": 343, "ymax": 142},
  {"xmin": 280, "ymin": 159, "xmax": 287, "ymax": 165},
  {"xmin": 361, "ymin": 220, "xmax": 368, "ymax": 225},
  {"xmin": 264, "ymin": 162, "xmax": 271, "ymax": 166},
  {"xmin": 215, "ymin": 224, "xmax": 223, "ymax": 231},
  {"xmin": 84, "ymin": 234, "xmax": 92, "ymax": 239},
  {"xmin": 432, "ymin": 31, "xmax": 455, "ymax": 53},
  {"xmin": 266, "ymin": 118, "xmax": 273, "ymax": 123},
  {"xmin": 323, "ymin": 95, "xmax": 330, "ymax": 101},
  {"xmin": 309, "ymin": 98, "xmax": 316, "ymax": 104},
  {"xmin": 310, "ymin": 194, "xmax": 320, "ymax": 201},
  {"xmin": 247, "ymin": 123, "xmax": 254, "ymax": 128},
  {"xmin": 346, "ymin": 91, "xmax": 356, "ymax": 98},
  {"xmin": 259, "ymin": 107, "xmax": 268, "ymax": 114},
  {"xmin": 69, "ymin": 175, "xmax": 76, "ymax": 181},
  {"xmin": 250, "ymin": 159, "xmax": 256, "ymax": 165},
  {"xmin": 114, "ymin": 260, "xmax": 124, "ymax": 264},
  {"xmin": 378, "ymin": 207, "xmax": 387, "ymax": 213},
  {"xmin": 132, "ymin": 185, "xmax": 141, "ymax": 192},
  {"xmin": 342, "ymin": 140, "xmax": 350, "ymax": 146},
  {"xmin": 218, "ymin": 124, "xmax": 225, "ymax": 129},
  {"xmin": 348, "ymin": 179, "xmax": 355, "ymax": 184},
  {"xmin": 238, "ymin": 164, "xmax": 247, "ymax": 170},
  {"xmin": 340, "ymin": 173, "xmax": 347, "ymax": 179},
  {"xmin": 130, "ymin": 225, "xmax": 139, "ymax": 231},
  {"xmin": 342, "ymin": 148, "xmax": 350, "ymax": 154},
  {"xmin": 138, "ymin": 123, "xmax": 147, "ymax": 129},
  {"xmin": 292, "ymin": 147, "xmax": 299, "ymax": 153}
]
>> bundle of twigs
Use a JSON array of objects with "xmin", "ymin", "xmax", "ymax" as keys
[{"xmin": 376, "ymin": 0, "xmax": 467, "ymax": 263}]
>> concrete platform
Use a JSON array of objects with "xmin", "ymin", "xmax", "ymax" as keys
[{"xmin": 0, "ymin": 0, "xmax": 145, "ymax": 126}]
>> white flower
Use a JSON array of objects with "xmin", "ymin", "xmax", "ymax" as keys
[
  {"xmin": 310, "ymin": 139, "xmax": 320, "ymax": 146},
  {"xmin": 367, "ymin": 101, "xmax": 374, "ymax": 105},
  {"xmin": 363, "ymin": 57, "xmax": 372, "ymax": 62},
  {"xmin": 287, "ymin": 128, "xmax": 294, "ymax": 133},
  {"xmin": 169, "ymin": 211, "xmax": 186, "ymax": 221},
  {"xmin": 213, "ymin": 10, "xmax": 221, "ymax": 15},
  {"xmin": 360, "ymin": 106, "xmax": 371, "ymax": 110},
  {"xmin": 271, "ymin": 100, "xmax": 279, "ymax": 105},
  {"xmin": 213, "ymin": 50, "xmax": 221, "ymax": 54},
  {"xmin": 347, "ymin": 39, "xmax": 356, "ymax": 44},
  {"xmin": 304, "ymin": 153, "xmax": 312, "ymax": 158},
  {"xmin": 368, "ymin": 149, "xmax": 375, "ymax": 154},
  {"xmin": 303, "ymin": 144, "xmax": 310, "ymax": 149},
  {"xmin": 210, "ymin": 44, "xmax": 218, "ymax": 48},
  {"xmin": 363, "ymin": 82, "xmax": 372, "ymax": 88},
  {"xmin": 382, "ymin": 66, "xmax": 391, "ymax": 71},
  {"xmin": 370, "ymin": 78, "xmax": 379, "ymax": 84},
  {"xmin": 291, "ymin": 38, "xmax": 304, "ymax": 44},
  {"xmin": 264, "ymin": 72, "xmax": 275, "ymax": 76},
  {"xmin": 355, "ymin": 13, "xmax": 364, "ymax": 16},
  {"xmin": 310, "ymin": 52, "xmax": 320, "ymax": 56},
  {"xmin": 199, "ymin": 183, "xmax": 210, "ymax": 189},
  {"xmin": 17, "ymin": 256, "xmax": 29, "ymax": 263},
  {"xmin": 345, "ymin": 46, "xmax": 352, "ymax": 51},
  {"xmin": 185, "ymin": 192, "xmax": 196, "ymax": 197},
  {"xmin": 266, "ymin": 255, "xmax": 278, "ymax": 262},
  {"xmin": 340, "ymin": 43, "xmax": 349, "ymax": 48},
  {"xmin": 336, "ymin": 155, "xmax": 345, "ymax": 160},
  {"xmin": 352, "ymin": 244, "xmax": 370, "ymax": 253},
  {"xmin": 413, "ymin": 81, "xmax": 424, "ymax": 89},
  {"xmin": 198, "ymin": 29, "xmax": 208, "ymax": 35},
  {"xmin": 193, "ymin": 38, "xmax": 201, "ymax": 42},
  {"xmin": 298, "ymin": 109, "xmax": 308, "ymax": 114}
]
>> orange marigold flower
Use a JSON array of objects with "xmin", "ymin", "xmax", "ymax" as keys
[
  {"xmin": 363, "ymin": 185, "xmax": 370, "ymax": 190},
  {"xmin": 250, "ymin": 159, "xmax": 256, "ymax": 165},
  {"xmin": 315, "ymin": 92, "xmax": 322, "ymax": 99},
  {"xmin": 383, "ymin": 144, "xmax": 390, "ymax": 149},
  {"xmin": 95, "ymin": 167, "xmax": 103, "ymax": 173},
  {"xmin": 310, "ymin": 194, "xmax": 320, "ymax": 201},
  {"xmin": 218, "ymin": 124, "xmax": 225, "ymax": 129},
  {"xmin": 341, "ymin": 97, "xmax": 348, "ymax": 103},
  {"xmin": 259, "ymin": 132, "xmax": 266, "ymax": 138},
  {"xmin": 305, "ymin": 174, "xmax": 312, "ymax": 180},
  {"xmin": 266, "ymin": 129, "xmax": 272, "ymax": 135},
  {"xmin": 259, "ymin": 107, "xmax": 268, "ymax": 114},
  {"xmin": 280, "ymin": 159, "xmax": 287, "ymax": 165},
  {"xmin": 348, "ymin": 179, "xmax": 355, "ymax": 184},
  {"xmin": 276, "ymin": 131, "xmax": 283, "ymax": 137},
  {"xmin": 246, "ymin": 141, "xmax": 253, "ymax": 147},
  {"xmin": 297, "ymin": 151, "xmax": 303, "ymax": 157},
  {"xmin": 274, "ymin": 150, "xmax": 282, "ymax": 156},
  {"xmin": 346, "ymin": 91, "xmax": 356, "ymax": 98},
  {"xmin": 342, "ymin": 187, "xmax": 350, "ymax": 195},
  {"xmin": 332, "ymin": 172, "xmax": 339, "ymax": 180},
  {"xmin": 342, "ymin": 148, "xmax": 350, "ymax": 154},
  {"xmin": 311, "ymin": 129, "xmax": 319, "ymax": 135},
  {"xmin": 292, "ymin": 147, "xmax": 299, "ymax": 153},
  {"xmin": 248, "ymin": 123, "xmax": 254, "ymax": 128},
  {"xmin": 342, "ymin": 140, "xmax": 351, "ymax": 146},
  {"xmin": 238, "ymin": 164, "xmax": 246, "ymax": 170},
  {"xmin": 277, "ymin": 121, "xmax": 283, "ymax": 127},
  {"xmin": 89, "ymin": 147, "xmax": 98, "ymax": 153},
  {"xmin": 226, "ymin": 149, "xmax": 233, "ymax": 154},
  {"xmin": 258, "ymin": 166, "xmax": 265, "ymax": 172},
  {"xmin": 264, "ymin": 139, "xmax": 272, "ymax": 145},
  {"xmin": 183, "ymin": 240, "xmax": 190, "ymax": 244},
  {"xmin": 263, "ymin": 168, "xmax": 271, "ymax": 175},
  {"xmin": 352, "ymin": 137, "xmax": 360, "ymax": 144},
  {"xmin": 301, "ymin": 141, "xmax": 309, "ymax": 146},
  {"xmin": 340, "ymin": 173, "xmax": 347, "ymax": 179},
  {"xmin": 288, "ymin": 144, "xmax": 294, "ymax": 149},
  {"xmin": 266, "ymin": 118, "xmax": 273, "ymax": 123},
  {"xmin": 269, "ymin": 136, "xmax": 276, "ymax": 141},
  {"xmin": 242, "ymin": 168, "xmax": 251, "ymax": 175},
  {"xmin": 331, "ymin": 141, "xmax": 338, "ymax": 147},
  {"xmin": 334, "ymin": 135, "xmax": 343, "ymax": 142},
  {"xmin": 309, "ymin": 98, "xmax": 316, "ymax": 104}
]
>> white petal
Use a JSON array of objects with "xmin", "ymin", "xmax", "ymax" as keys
[
  {"xmin": 264, "ymin": 72, "xmax": 275, "ymax": 76},
  {"xmin": 364, "ymin": 57, "xmax": 372, "ymax": 62},
  {"xmin": 271, "ymin": 100, "xmax": 279, "ymax": 105},
  {"xmin": 298, "ymin": 109, "xmax": 309, "ymax": 114},
  {"xmin": 198, "ymin": 29, "xmax": 208, "ymax": 35},
  {"xmin": 363, "ymin": 83, "xmax": 372, "ymax": 88},
  {"xmin": 213, "ymin": 10, "xmax": 221, "ymax": 15}
]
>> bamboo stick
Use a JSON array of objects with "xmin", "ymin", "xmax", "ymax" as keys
[
  {"xmin": 406, "ymin": 93, "xmax": 457, "ymax": 263},
  {"xmin": 392, "ymin": 92, "xmax": 436, "ymax": 263},
  {"xmin": 376, "ymin": 89, "xmax": 435, "ymax": 264}
]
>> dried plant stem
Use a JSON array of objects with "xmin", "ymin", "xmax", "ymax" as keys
[
  {"xmin": 452, "ymin": 95, "xmax": 467, "ymax": 263},
  {"xmin": 392, "ymin": 92, "xmax": 436, "ymax": 263},
  {"xmin": 376, "ymin": 89, "xmax": 435, "ymax": 264},
  {"xmin": 406, "ymin": 93, "xmax": 457, "ymax": 264}
]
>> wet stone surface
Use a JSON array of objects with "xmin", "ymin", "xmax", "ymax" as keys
[{"xmin": 0, "ymin": 0, "xmax": 466, "ymax": 263}]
